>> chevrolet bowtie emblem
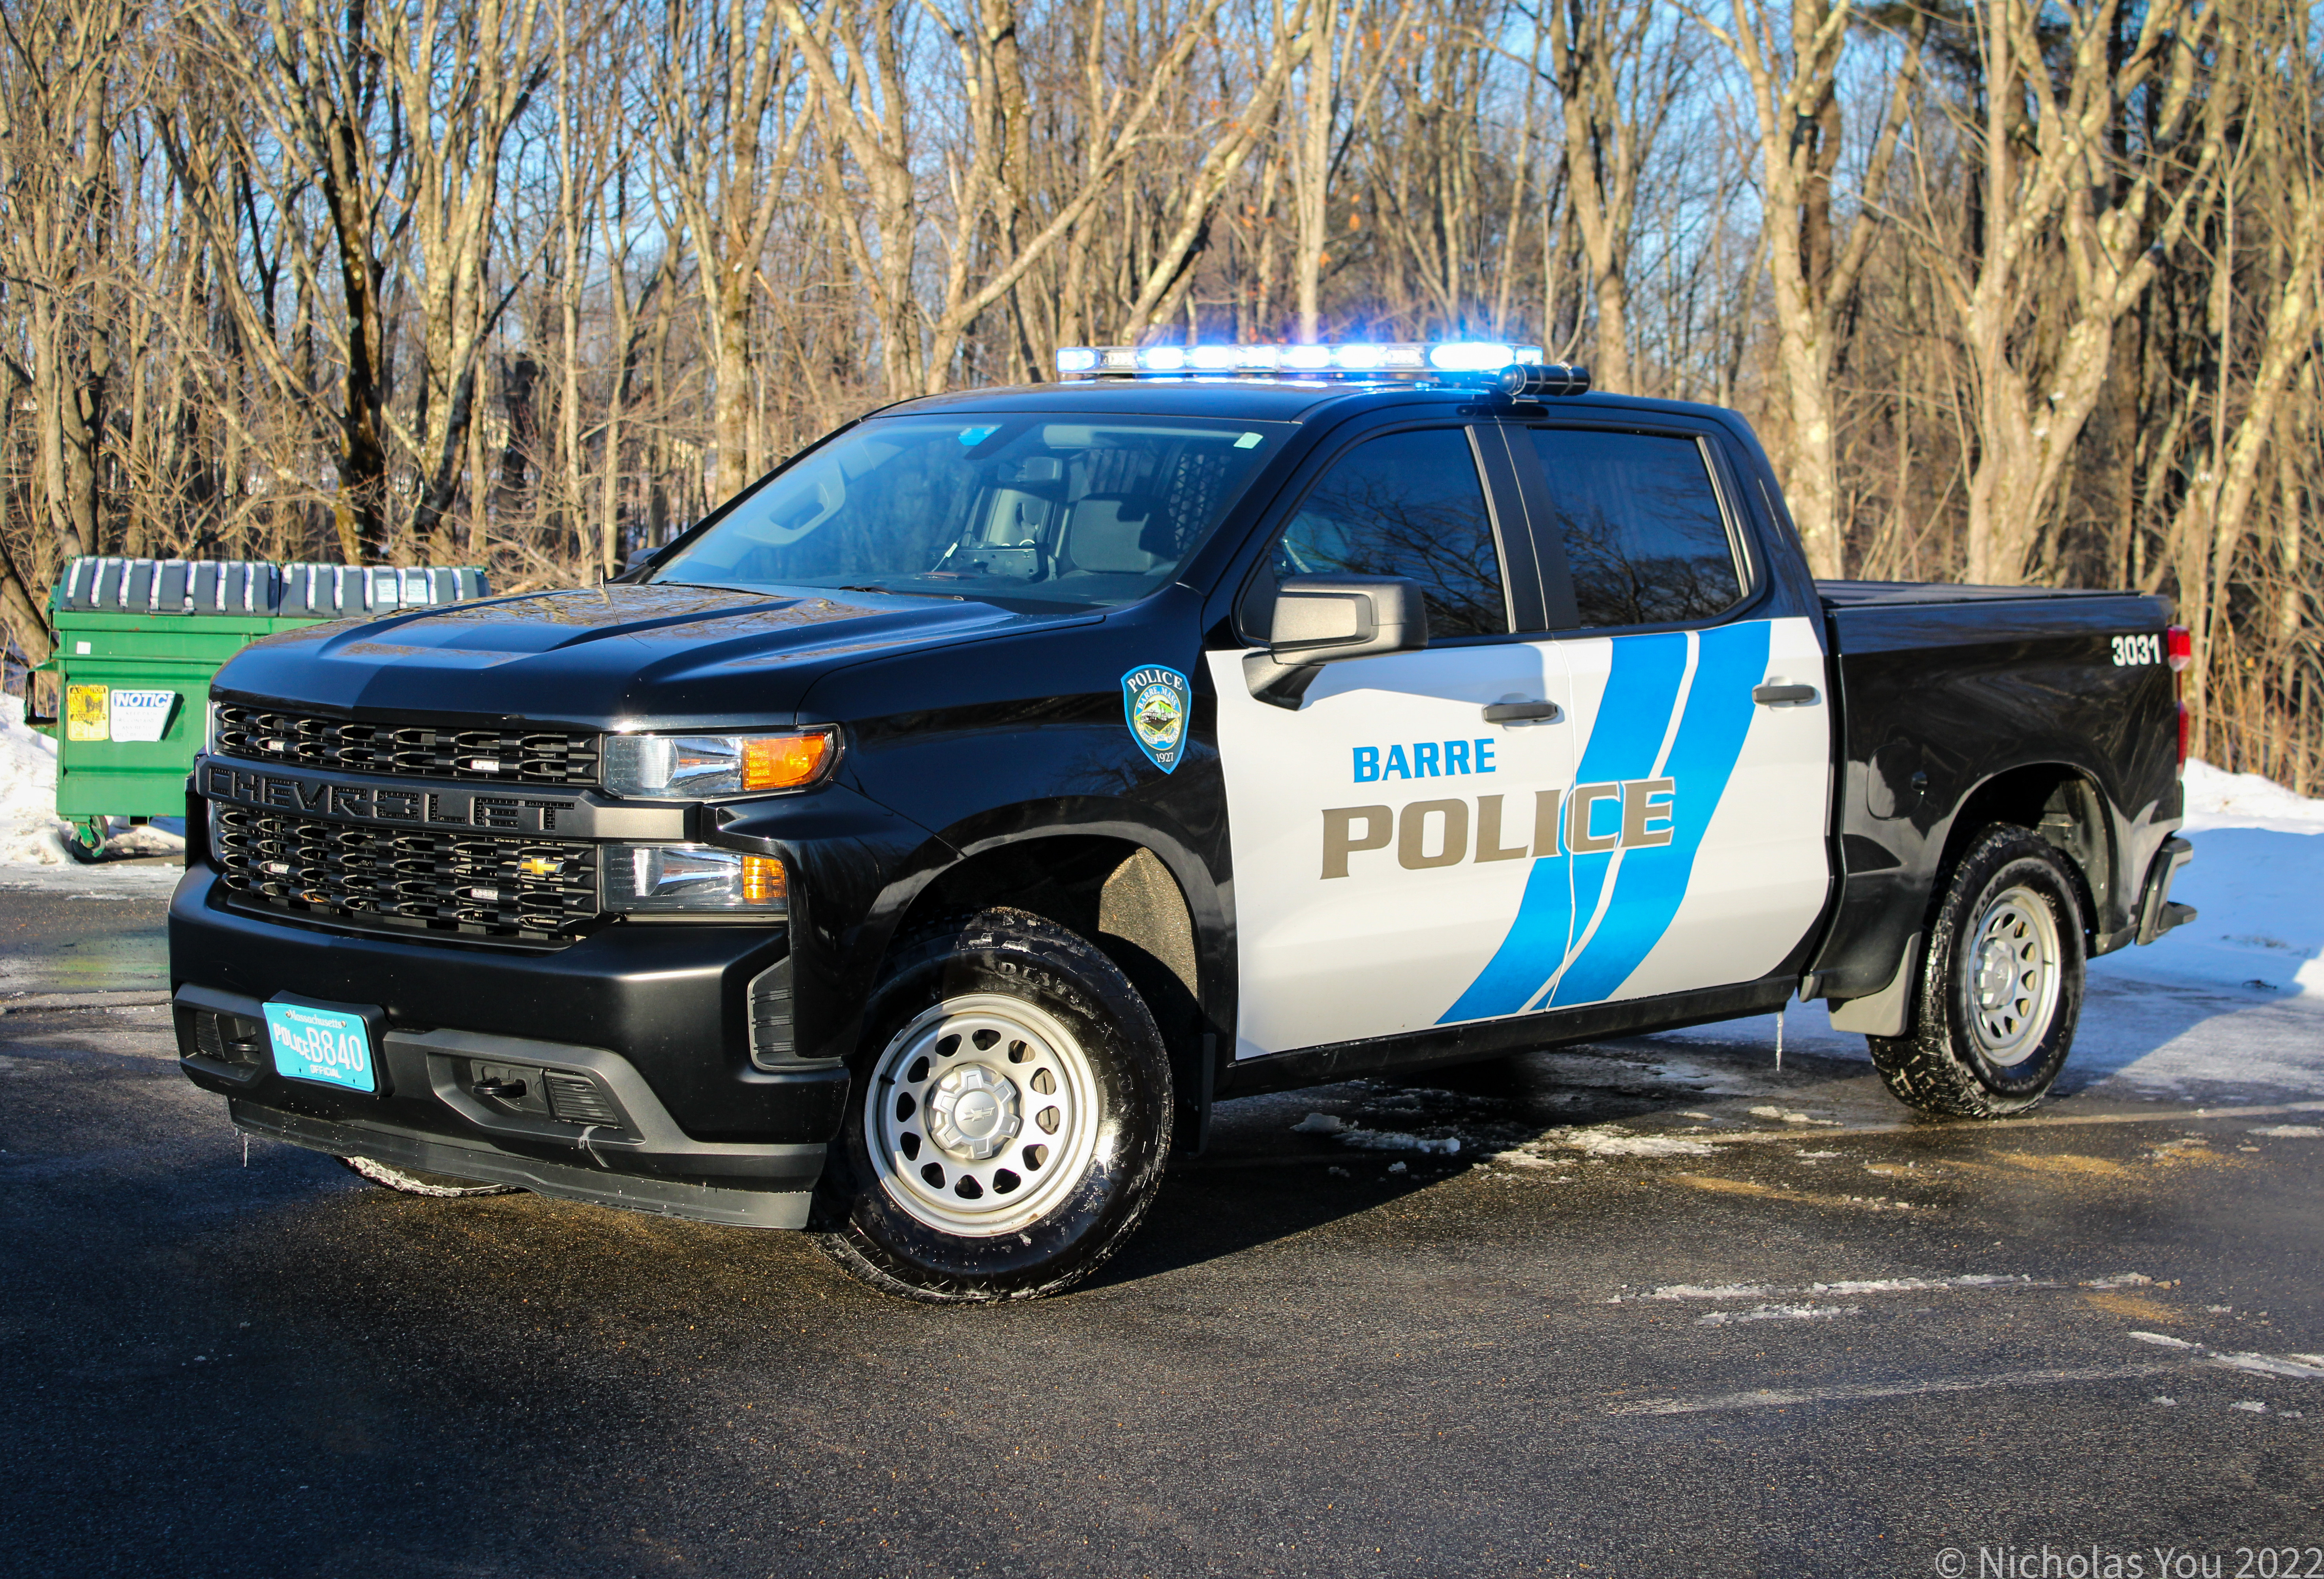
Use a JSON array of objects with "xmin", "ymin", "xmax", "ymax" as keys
[{"xmin": 518, "ymin": 856, "xmax": 563, "ymax": 879}]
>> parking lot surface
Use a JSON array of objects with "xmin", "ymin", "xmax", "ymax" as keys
[{"xmin": 3, "ymin": 877, "xmax": 2320, "ymax": 1578}]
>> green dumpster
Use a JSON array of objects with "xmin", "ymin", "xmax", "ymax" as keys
[{"xmin": 30, "ymin": 557, "xmax": 490, "ymax": 847}]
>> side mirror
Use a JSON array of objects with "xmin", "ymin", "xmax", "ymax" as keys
[{"xmin": 1243, "ymin": 574, "xmax": 1430, "ymax": 709}]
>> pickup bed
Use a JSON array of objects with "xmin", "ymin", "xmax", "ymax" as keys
[{"xmin": 171, "ymin": 351, "xmax": 2194, "ymax": 1300}]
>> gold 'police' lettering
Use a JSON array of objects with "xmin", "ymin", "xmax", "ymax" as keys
[{"xmin": 1320, "ymin": 780, "xmax": 1675, "ymax": 878}]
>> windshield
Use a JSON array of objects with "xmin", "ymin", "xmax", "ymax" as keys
[{"xmin": 651, "ymin": 414, "xmax": 1291, "ymax": 608}]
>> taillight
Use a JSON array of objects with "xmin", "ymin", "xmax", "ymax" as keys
[{"xmin": 2167, "ymin": 624, "xmax": 2192, "ymax": 770}]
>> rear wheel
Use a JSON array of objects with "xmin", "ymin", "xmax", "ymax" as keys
[
  {"xmin": 1868, "ymin": 825, "xmax": 2086, "ymax": 1118},
  {"xmin": 337, "ymin": 1155, "xmax": 520, "ymax": 1198},
  {"xmin": 812, "ymin": 908, "xmax": 1173, "ymax": 1302}
]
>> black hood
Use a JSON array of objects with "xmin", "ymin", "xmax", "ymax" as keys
[{"xmin": 212, "ymin": 582, "xmax": 1074, "ymax": 728}]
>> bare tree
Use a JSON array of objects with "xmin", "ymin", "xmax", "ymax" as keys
[
  {"xmin": 0, "ymin": 0, "xmax": 137, "ymax": 578},
  {"xmin": 1699, "ymin": 0, "xmax": 1922, "ymax": 574},
  {"xmin": 1521, "ymin": 0, "xmax": 1695, "ymax": 393},
  {"xmin": 1922, "ymin": 0, "xmax": 2219, "ymax": 584}
]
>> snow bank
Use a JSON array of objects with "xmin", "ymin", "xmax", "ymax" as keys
[
  {"xmin": 2182, "ymin": 759, "xmax": 2324, "ymax": 836},
  {"xmin": 0, "ymin": 695, "xmax": 71, "ymax": 865},
  {"xmin": 0, "ymin": 693, "xmax": 185, "ymax": 875},
  {"xmin": 2096, "ymin": 758, "xmax": 2324, "ymax": 1001}
]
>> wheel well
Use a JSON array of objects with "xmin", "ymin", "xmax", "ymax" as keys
[
  {"xmin": 891, "ymin": 836, "xmax": 1203, "ymax": 1043},
  {"xmin": 1938, "ymin": 765, "xmax": 2111, "ymax": 934}
]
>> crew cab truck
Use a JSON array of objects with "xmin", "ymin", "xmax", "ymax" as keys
[{"xmin": 171, "ymin": 345, "xmax": 2197, "ymax": 1301}]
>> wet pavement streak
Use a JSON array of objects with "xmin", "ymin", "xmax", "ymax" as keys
[{"xmin": 3, "ymin": 886, "xmax": 2319, "ymax": 1577}]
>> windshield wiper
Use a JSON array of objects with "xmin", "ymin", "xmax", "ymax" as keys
[{"xmin": 838, "ymin": 584, "xmax": 966, "ymax": 601}]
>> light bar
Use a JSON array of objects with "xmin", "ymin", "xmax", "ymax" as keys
[{"xmin": 1056, "ymin": 341, "xmax": 1549, "ymax": 384}]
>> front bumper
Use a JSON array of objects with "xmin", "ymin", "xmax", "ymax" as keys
[{"xmin": 171, "ymin": 864, "xmax": 846, "ymax": 1228}]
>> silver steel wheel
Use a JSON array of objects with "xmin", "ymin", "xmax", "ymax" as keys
[
  {"xmin": 864, "ymin": 993, "xmax": 1103, "ymax": 1236},
  {"xmin": 1965, "ymin": 883, "xmax": 2063, "ymax": 1068}
]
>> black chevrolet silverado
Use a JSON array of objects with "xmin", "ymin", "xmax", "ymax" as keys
[{"xmin": 172, "ymin": 347, "xmax": 2196, "ymax": 1300}]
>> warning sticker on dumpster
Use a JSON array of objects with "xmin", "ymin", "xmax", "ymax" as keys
[
  {"xmin": 107, "ymin": 689, "xmax": 176, "ymax": 743},
  {"xmin": 65, "ymin": 684, "xmax": 108, "ymax": 742}
]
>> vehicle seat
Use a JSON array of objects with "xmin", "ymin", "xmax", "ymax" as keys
[{"xmin": 1062, "ymin": 495, "xmax": 1169, "ymax": 574}]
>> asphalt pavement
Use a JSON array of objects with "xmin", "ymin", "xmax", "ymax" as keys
[{"xmin": 3, "ymin": 874, "xmax": 2319, "ymax": 1578}]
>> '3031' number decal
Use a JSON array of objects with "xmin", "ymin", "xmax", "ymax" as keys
[{"xmin": 2111, "ymin": 632, "xmax": 2163, "ymax": 666}]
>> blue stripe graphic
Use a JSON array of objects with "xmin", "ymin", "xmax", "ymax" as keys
[
  {"xmin": 1547, "ymin": 620, "xmax": 1768, "ymax": 1005},
  {"xmin": 1437, "ymin": 632, "xmax": 1689, "ymax": 1024}
]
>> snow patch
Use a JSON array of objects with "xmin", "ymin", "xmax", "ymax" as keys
[
  {"xmin": 1290, "ymin": 1112, "xmax": 1348, "ymax": 1135},
  {"xmin": 1696, "ymin": 1303, "xmax": 1859, "ymax": 1327},
  {"xmin": 1487, "ymin": 1149, "xmax": 1573, "ymax": 1169},
  {"xmin": 1649, "ymin": 1273, "xmax": 2041, "ymax": 1302},
  {"xmin": 1337, "ymin": 1129, "xmax": 1460, "ymax": 1155},
  {"xmin": 2251, "ymin": 1125, "xmax": 2324, "ymax": 1139},
  {"xmin": 1747, "ymin": 1105, "xmax": 1838, "ymax": 1126},
  {"xmin": 1559, "ymin": 1125, "xmax": 1715, "ymax": 1158},
  {"xmin": 2213, "ymin": 1351, "xmax": 2324, "ymax": 1380}
]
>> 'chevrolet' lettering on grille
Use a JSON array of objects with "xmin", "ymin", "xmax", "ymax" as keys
[{"xmin": 203, "ymin": 762, "xmax": 576, "ymax": 834}]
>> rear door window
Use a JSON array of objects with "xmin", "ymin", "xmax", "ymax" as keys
[
  {"xmin": 1523, "ymin": 429, "xmax": 1742, "ymax": 628},
  {"xmin": 1265, "ymin": 427, "xmax": 1509, "ymax": 638}
]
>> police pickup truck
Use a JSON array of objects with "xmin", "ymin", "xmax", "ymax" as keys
[{"xmin": 172, "ymin": 343, "xmax": 2196, "ymax": 1301}]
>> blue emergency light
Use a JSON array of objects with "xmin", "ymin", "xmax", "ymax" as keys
[{"xmin": 1054, "ymin": 341, "xmax": 1588, "ymax": 396}]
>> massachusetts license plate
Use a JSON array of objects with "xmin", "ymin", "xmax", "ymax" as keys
[{"xmin": 263, "ymin": 1001, "xmax": 377, "ymax": 1093}]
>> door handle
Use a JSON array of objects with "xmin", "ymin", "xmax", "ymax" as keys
[
  {"xmin": 1483, "ymin": 700, "xmax": 1563, "ymax": 724},
  {"xmin": 1753, "ymin": 684, "xmax": 1819, "ymax": 706}
]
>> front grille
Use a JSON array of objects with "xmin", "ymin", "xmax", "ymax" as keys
[
  {"xmin": 215, "ymin": 707, "xmax": 599, "ymax": 787},
  {"xmin": 215, "ymin": 806, "xmax": 599, "ymax": 940}
]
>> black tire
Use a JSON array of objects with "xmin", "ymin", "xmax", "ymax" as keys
[
  {"xmin": 337, "ymin": 1155, "xmax": 520, "ymax": 1198},
  {"xmin": 811, "ymin": 907, "xmax": 1174, "ymax": 1303},
  {"xmin": 1868, "ymin": 824, "xmax": 2087, "ymax": 1118}
]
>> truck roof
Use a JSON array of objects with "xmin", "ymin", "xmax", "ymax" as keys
[{"xmin": 877, "ymin": 377, "xmax": 1742, "ymax": 427}]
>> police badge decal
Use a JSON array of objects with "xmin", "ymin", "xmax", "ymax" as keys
[{"xmin": 1121, "ymin": 665, "xmax": 1191, "ymax": 774}]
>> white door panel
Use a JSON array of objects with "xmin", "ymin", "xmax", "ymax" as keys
[
  {"xmin": 1433, "ymin": 615, "xmax": 1831, "ymax": 1018},
  {"xmin": 1208, "ymin": 643, "xmax": 1575, "ymax": 1059}
]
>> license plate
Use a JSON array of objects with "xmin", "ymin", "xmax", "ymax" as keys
[{"xmin": 263, "ymin": 1002, "xmax": 377, "ymax": 1093}]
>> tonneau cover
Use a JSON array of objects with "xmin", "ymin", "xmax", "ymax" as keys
[{"xmin": 1817, "ymin": 579, "xmax": 2129, "ymax": 609}]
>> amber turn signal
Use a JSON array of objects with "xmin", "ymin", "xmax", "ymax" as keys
[
  {"xmin": 742, "ymin": 854, "xmax": 786, "ymax": 905},
  {"xmin": 740, "ymin": 732, "xmax": 834, "ymax": 791}
]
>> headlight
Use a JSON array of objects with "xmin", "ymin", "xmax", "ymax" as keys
[
  {"xmin": 603, "ymin": 729, "xmax": 836, "ymax": 799},
  {"xmin": 604, "ymin": 844, "xmax": 787, "ymax": 913},
  {"xmin": 204, "ymin": 701, "xmax": 222, "ymax": 756}
]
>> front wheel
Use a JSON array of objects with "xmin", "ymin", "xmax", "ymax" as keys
[
  {"xmin": 1868, "ymin": 824, "xmax": 2087, "ymax": 1118},
  {"xmin": 811, "ymin": 908, "xmax": 1174, "ymax": 1302}
]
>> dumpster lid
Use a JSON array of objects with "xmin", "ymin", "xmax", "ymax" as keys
[{"xmin": 53, "ymin": 558, "xmax": 490, "ymax": 617}]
